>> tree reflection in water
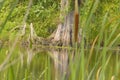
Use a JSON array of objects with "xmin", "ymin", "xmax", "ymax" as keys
[
  {"xmin": 51, "ymin": 48, "xmax": 71, "ymax": 80},
  {"xmin": 21, "ymin": 43, "xmax": 74, "ymax": 80}
]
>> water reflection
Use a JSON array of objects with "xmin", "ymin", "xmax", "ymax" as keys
[
  {"xmin": 21, "ymin": 45, "xmax": 73, "ymax": 80},
  {"xmin": 51, "ymin": 48, "xmax": 70, "ymax": 80},
  {"xmin": 20, "ymin": 44, "xmax": 120, "ymax": 80}
]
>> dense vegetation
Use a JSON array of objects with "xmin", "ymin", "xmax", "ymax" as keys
[
  {"xmin": 0, "ymin": 0, "xmax": 120, "ymax": 80},
  {"xmin": 0, "ymin": 0, "xmax": 59, "ymax": 38}
]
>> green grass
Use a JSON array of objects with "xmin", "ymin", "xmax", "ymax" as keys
[{"xmin": 0, "ymin": 0, "xmax": 120, "ymax": 80}]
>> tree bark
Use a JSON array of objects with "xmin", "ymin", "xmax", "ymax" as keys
[{"xmin": 48, "ymin": 0, "xmax": 82, "ymax": 47}]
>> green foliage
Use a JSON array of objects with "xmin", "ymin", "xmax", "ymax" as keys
[
  {"xmin": 28, "ymin": 1, "xmax": 59, "ymax": 37},
  {"xmin": 0, "ymin": 0, "xmax": 120, "ymax": 80},
  {"xmin": 0, "ymin": 0, "xmax": 60, "ymax": 38},
  {"xmin": 80, "ymin": 0, "xmax": 120, "ymax": 45}
]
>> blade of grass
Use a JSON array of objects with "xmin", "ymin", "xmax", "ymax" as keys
[
  {"xmin": 96, "ymin": 12, "xmax": 108, "ymax": 54},
  {"xmin": 96, "ymin": 67, "xmax": 101, "ymax": 80},
  {"xmin": 87, "ymin": 35, "xmax": 98, "ymax": 72},
  {"xmin": 80, "ymin": 35, "xmax": 85, "ymax": 80},
  {"xmin": 0, "ymin": 0, "xmax": 19, "ymax": 33},
  {"xmin": 83, "ymin": 0, "xmax": 99, "ymax": 40},
  {"xmin": 108, "ymin": 33, "xmax": 120, "ymax": 47},
  {"xmin": 0, "ymin": 0, "xmax": 5, "ymax": 11},
  {"xmin": 111, "ymin": 76, "xmax": 115, "ymax": 80},
  {"xmin": 87, "ymin": 60, "xmax": 100, "ymax": 80}
]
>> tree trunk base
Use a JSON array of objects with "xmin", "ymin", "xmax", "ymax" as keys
[{"xmin": 21, "ymin": 11, "xmax": 82, "ymax": 48}]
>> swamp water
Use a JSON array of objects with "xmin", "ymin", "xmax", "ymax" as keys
[{"xmin": 0, "ymin": 44, "xmax": 120, "ymax": 80}]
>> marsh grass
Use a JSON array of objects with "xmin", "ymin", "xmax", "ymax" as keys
[{"xmin": 0, "ymin": 0, "xmax": 120, "ymax": 80}]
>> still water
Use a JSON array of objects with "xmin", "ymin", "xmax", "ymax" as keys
[{"xmin": 0, "ymin": 44, "xmax": 120, "ymax": 80}]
